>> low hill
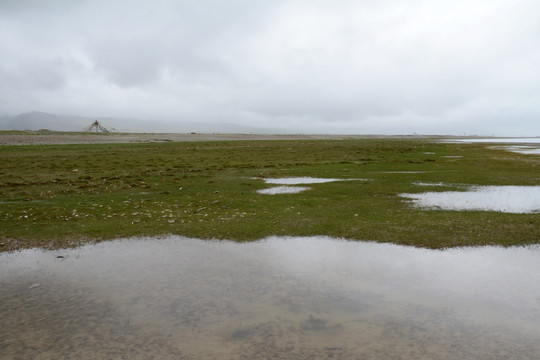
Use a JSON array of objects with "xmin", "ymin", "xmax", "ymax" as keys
[{"xmin": 0, "ymin": 111, "xmax": 282, "ymax": 134}]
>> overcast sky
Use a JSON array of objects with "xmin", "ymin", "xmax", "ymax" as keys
[{"xmin": 1, "ymin": 0, "xmax": 540, "ymax": 135}]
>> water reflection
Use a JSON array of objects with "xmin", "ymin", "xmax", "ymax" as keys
[
  {"xmin": 256, "ymin": 177, "xmax": 364, "ymax": 195},
  {"xmin": 402, "ymin": 185, "xmax": 540, "ymax": 213},
  {"xmin": 445, "ymin": 138, "xmax": 540, "ymax": 144},
  {"xmin": 262, "ymin": 177, "xmax": 344, "ymax": 184},
  {"xmin": 499, "ymin": 145, "xmax": 540, "ymax": 155},
  {"xmin": 1, "ymin": 236, "xmax": 539, "ymax": 359},
  {"xmin": 257, "ymin": 185, "xmax": 311, "ymax": 194}
]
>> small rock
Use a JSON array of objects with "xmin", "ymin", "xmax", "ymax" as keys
[
  {"xmin": 56, "ymin": 255, "xmax": 64, "ymax": 259},
  {"xmin": 28, "ymin": 283, "xmax": 40, "ymax": 290}
]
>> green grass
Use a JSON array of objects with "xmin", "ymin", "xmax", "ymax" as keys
[{"xmin": 1, "ymin": 138, "xmax": 539, "ymax": 251}]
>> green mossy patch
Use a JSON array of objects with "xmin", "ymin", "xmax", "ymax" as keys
[{"xmin": 1, "ymin": 138, "xmax": 539, "ymax": 251}]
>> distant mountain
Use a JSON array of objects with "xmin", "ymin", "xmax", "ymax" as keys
[
  {"xmin": 0, "ymin": 111, "xmax": 282, "ymax": 134},
  {"xmin": 0, "ymin": 111, "xmax": 178, "ymax": 132},
  {"xmin": 0, "ymin": 111, "xmax": 88, "ymax": 131},
  {"xmin": 0, "ymin": 115, "xmax": 15, "ymax": 129}
]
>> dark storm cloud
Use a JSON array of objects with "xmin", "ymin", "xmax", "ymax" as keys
[{"xmin": 1, "ymin": 0, "xmax": 540, "ymax": 134}]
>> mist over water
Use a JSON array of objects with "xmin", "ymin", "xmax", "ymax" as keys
[{"xmin": 1, "ymin": 236, "xmax": 539, "ymax": 359}]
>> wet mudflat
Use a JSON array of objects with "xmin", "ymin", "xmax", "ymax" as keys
[{"xmin": 1, "ymin": 237, "xmax": 539, "ymax": 359}]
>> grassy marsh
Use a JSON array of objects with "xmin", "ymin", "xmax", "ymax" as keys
[{"xmin": 1, "ymin": 137, "xmax": 539, "ymax": 251}]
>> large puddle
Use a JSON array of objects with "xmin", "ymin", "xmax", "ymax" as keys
[
  {"xmin": 445, "ymin": 138, "xmax": 540, "ymax": 144},
  {"xmin": 256, "ymin": 177, "xmax": 364, "ymax": 195},
  {"xmin": 1, "ymin": 236, "xmax": 539, "ymax": 359},
  {"xmin": 498, "ymin": 146, "xmax": 540, "ymax": 155},
  {"xmin": 444, "ymin": 138, "xmax": 540, "ymax": 156},
  {"xmin": 261, "ymin": 177, "xmax": 346, "ymax": 185},
  {"xmin": 257, "ymin": 186, "xmax": 311, "ymax": 194},
  {"xmin": 402, "ymin": 185, "xmax": 540, "ymax": 213}
]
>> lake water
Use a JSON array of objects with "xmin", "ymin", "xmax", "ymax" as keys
[{"xmin": 1, "ymin": 236, "xmax": 539, "ymax": 359}]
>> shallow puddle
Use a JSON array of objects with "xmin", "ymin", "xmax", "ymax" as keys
[
  {"xmin": 1, "ymin": 236, "xmax": 539, "ymax": 359},
  {"xmin": 373, "ymin": 171, "xmax": 433, "ymax": 174},
  {"xmin": 498, "ymin": 146, "xmax": 540, "ymax": 155},
  {"xmin": 402, "ymin": 185, "xmax": 540, "ymax": 213},
  {"xmin": 413, "ymin": 182, "xmax": 449, "ymax": 187},
  {"xmin": 256, "ymin": 177, "xmax": 363, "ymax": 195},
  {"xmin": 445, "ymin": 138, "xmax": 540, "ymax": 144},
  {"xmin": 257, "ymin": 186, "xmax": 311, "ymax": 194},
  {"xmin": 261, "ymin": 177, "xmax": 345, "ymax": 185}
]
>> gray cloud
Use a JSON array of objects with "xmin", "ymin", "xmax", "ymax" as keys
[
  {"xmin": 1, "ymin": 0, "xmax": 540, "ymax": 134},
  {"xmin": 90, "ymin": 38, "xmax": 164, "ymax": 87},
  {"xmin": 1, "ymin": 58, "xmax": 67, "ymax": 90}
]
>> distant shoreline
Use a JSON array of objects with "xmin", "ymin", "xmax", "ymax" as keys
[{"xmin": 0, "ymin": 130, "xmax": 508, "ymax": 145}]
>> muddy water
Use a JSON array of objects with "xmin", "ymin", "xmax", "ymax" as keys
[{"xmin": 1, "ymin": 237, "xmax": 539, "ymax": 359}]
